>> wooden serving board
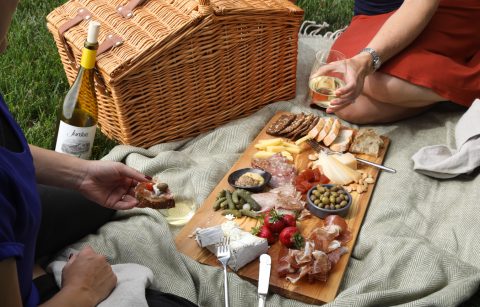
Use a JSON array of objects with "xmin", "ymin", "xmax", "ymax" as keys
[{"xmin": 175, "ymin": 111, "xmax": 391, "ymax": 304}]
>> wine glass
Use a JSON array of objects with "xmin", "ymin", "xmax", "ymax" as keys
[
  {"xmin": 154, "ymin": 168, "xmax": 197, "ymax": 227},
  {"xmin": 308, "ymin": 49, "xmax": 347, "ymax": 109}
]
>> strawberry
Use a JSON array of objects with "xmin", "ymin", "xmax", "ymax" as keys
[
  {"xmin": 282, "ymin": 214, "xmax": 297, "ymax": 228},
  {"xmin": 279, "ymin": 226, "xmax": 304, "ymax": 249},
  {"xmin": 251, "ymin": 225, "xmax": 276, "ymax": 245},
  {"xmin": 263, "ymin": 209, "xmax": 286, "ymax": 233}
]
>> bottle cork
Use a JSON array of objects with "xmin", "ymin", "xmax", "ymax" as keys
[{"xmin": 86, "ymin": 21, "xmax": 100, "ymax": 44}]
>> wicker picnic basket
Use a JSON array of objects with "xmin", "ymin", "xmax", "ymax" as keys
[{"xmin": 46, "ymin": 0, "xmax": 304, "ymax": 147}]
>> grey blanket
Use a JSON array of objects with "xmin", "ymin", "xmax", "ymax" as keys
[{"xmin": 63, "ymin": 28, "xmax": 480, "ymax": 307}]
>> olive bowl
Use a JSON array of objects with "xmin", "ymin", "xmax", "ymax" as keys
[
  {"xmin": 306, "ymin": 184, "xmax": 352, "ymax": 219},
  {"xmin": 227, "ymin": 168, "xmax": 271, "ymax": 193}
]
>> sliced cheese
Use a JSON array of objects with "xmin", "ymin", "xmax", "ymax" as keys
[
  {"xmin": 331, "ymin": 152, "xmax": 357, "ymax": 170},
  {"xmin": 253, "ymin": 151, "xmax": 276, "ymax": 159}
]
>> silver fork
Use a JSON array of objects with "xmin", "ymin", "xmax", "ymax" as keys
[
  {"xmin": 217, "ymin": 236, "xmax": 231, "ymax": 307},
  {"xmin": 306, "ymin": 139, "xmax": 396, "ymax": 173}
]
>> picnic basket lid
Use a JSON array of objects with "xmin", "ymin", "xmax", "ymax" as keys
[{"xmin": 46, "ymin": 0, "xmax": 303, "ymax": 80}]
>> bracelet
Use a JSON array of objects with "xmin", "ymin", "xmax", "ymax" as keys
[{"xmin": 360, "ymin": 48, "xmax": 382, "ymax": 72}]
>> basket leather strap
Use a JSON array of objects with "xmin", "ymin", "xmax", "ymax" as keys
[
  {"xmin": 116, "ymin": 0, "xmax": 212, "ymax": 18},
  {"xmin": 58, "ymin": 8, "xmax": 92, "ymax": 68},
  {"xmin": 117, "ymin": 0, "xmax": 147, "ymax": 18},
  {"xmin": 58, "ymin": 9, "xmax": 124, "ymax": 96}
]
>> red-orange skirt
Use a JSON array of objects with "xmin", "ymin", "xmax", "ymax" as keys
[{"xmin": 331, "ymin": 0, "xmax": 480, "ymax": 107}]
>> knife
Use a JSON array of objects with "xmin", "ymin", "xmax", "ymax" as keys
[
  {"xmin": 307, "ymin": 139, "xmax": 396, "ymax": 173},
  {"xmin": 258, "ymin": 254, "xmax": 271, "ymax": 307}
]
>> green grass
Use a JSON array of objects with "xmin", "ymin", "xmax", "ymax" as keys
[{"xmin": 0, "ymin": 0, "xmax": 353, "ymax": 159}]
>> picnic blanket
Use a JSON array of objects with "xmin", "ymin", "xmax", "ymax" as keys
[{"xmin": 58, "ymin": 23, "xmax": 480, "ymax": 306}]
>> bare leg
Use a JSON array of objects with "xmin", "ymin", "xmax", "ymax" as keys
[
  {"xmin": 335, "ymin": 94, "xmax": 432, "ymax": 124},
  {"xmin": 335, "ymin": 72, "xmax": 447, "ymax": 124}
]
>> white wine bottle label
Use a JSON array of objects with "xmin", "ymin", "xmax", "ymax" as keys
[{"xmin": 55, "ymin": 121, "xmax": 96, "ymax": 159}]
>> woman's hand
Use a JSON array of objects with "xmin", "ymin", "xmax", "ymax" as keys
[
  {"xmin": 326, "ymin": 53, "xmax": 373, "ymax": 113},
  {"xmin": 77, "ymin": 160, "xmax": 149, "ymax": 210},
  {"xmin": 60, "ymin": 246, "xmax": 116, "ymax": 306}
]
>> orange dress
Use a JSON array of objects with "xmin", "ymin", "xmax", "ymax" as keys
[{"xmin": 331, "ymin": 0, "xmax": 480, "ymax": 107}]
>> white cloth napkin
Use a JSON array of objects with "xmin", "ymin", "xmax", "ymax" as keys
[
  {"xmin": 412, "ymin": 99, "xmax": 480, "ymax": 178},
  {"xmin": 48, "ymin": 249, "xmax": 154, "ymax": 307}
]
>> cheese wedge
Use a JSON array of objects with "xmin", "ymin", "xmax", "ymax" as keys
[{"xmin": 201, "ymin": 222, "xmax": 268, "ymax": 271}]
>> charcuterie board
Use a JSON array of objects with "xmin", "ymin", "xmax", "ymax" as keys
[{"xmin": 174, "ymin": 111, "xmax": 391, "ymax": 304}]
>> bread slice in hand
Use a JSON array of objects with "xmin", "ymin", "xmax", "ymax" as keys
[
  {"xmin": 329, "ymin": 128, "xmax": 354, "ymax": 152},
  {"xmin": 135, "ymin": 181, "xmax": 175, "ymax": 209},
  {"xmin": 322, "ymin": 118, "xmax": 341, "ymax": 146},
  {"xmin": 316, "ymin": 117, "xmax": 334, "ymax": 142}
]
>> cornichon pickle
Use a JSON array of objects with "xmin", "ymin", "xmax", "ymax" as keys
[
  {"xmin": 232, "ymin": 189, "xmax": 240, "ymax": 204},
  {"xmin": 236, "ymin": 189, "xmax": 261, "ymax": 211},
  {"xmin": 213, "ymin": 196, "xmax": 227, "ymax": 210},
  {"xmin": 225, "ymin": 190, "xmax": 235, "ymax": 210},
  {"xmin": 222, "ymin": 209, "xmax": 242, "ymax": 218},
  {"xmin": 220, "ymin": 200, "xmax": 228, "ymax": 209},
  {"xmin": 240, "ymin": 209, "xmax": 258, "ymax": 218},
  {"xmin": 217, "ymin": 189, "xmax": 226, "ymax": 199}
]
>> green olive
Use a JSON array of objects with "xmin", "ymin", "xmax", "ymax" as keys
[
  {"xmin": 314, "ymin": 199, "xmax": 320, "ymax": 205},
  {"xmin": 331, "ymin": 192, "xmax": 338, "ymax": 198},
  {"xmin": 324, "ymin": 191, "xmax": 330, "ymax": 197},
  {"xmin": 317, "ymin": 186, "xmax": 325, "ymax": 193},
  {"xmin": 321, "ymin": 197, "xmax": 329, "ymax": 204},
  {"xmin": 340, "ymin": 200, "xmax": 347, "ymax": 207},
  {"xmin": 336, "ymin": 197, "xmax": 343, "ymax": 204},
  {"xmin": 335, "ymin": 205, "xmax": 341, "ymax": 209},
  {"xmin": 330, "ymin": 196, "xmax": 336, "ymax": 203}
]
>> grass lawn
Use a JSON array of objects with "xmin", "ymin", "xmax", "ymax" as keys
[{"xmin": 0, "ymin": 0, "xmax": 353, "ymax": 159}]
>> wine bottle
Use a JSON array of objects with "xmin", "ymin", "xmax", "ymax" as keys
[{"xmin": 54, "ymin": 21, "xmax": 100, "ymax": 159}]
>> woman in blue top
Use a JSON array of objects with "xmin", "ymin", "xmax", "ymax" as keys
[{"xmin": 0, "ymin": 1, "xmax": 151, "ymax": 306}]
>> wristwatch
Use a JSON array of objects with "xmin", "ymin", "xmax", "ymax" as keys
[{"xmin": 360, "ymin": 47, "xmax": 382, "ymax": 72}]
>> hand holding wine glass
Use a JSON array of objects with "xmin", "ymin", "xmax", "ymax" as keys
[{"xmin": 308, "ymin": 49, "xmax": 347, "ymax": 109}]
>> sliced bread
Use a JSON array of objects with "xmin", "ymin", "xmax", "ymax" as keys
[
  {"xmin": 295, "ymin": 117, "xmax": 325, "ymax": 145},
  {"xmin": 322, "ymin": 118, "xmax": 341, "ymax": 146},
  {"xmin": 316, "ymin": 117, "xmax": 334, "ymax": 142},
  {"xmin": 329, "ymin": 128, "xmax": 354, "ymax": 152}
]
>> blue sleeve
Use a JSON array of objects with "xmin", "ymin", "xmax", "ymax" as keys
[{"xmin": 0, "ymin": 175, "xmax": 25, "ymax": 261}]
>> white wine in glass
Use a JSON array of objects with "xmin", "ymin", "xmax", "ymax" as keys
[{"xmin": 308, "ymin": 49, "xmax": 347, "ymax": 108}]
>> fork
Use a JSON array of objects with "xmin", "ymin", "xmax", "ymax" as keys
[
  {"xmin": 217, "ymin": 236, "xmax": 231, "ymax": 307},
  {"xmin": 306, "ymin": 139, "xmax": 396, "ymax": 173}
]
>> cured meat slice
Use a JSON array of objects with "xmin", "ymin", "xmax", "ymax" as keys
[
  {"xmin": 308, "ymin": 226, "xmax": 340, "ymax": 253},
  {"xmin": 251, "ymin": 184, "xmax": 305, "ymax": 212},
  {"xmin": 327, "ymin": 246, "xmax": 348, "ymax": 266},
  {"xmin": 286, "ymin": 264, "xmax": 312, "ymax": 284},
  {"xmin": 308, "ymin": 251, "xmax": 331, "ymax": 282},
  {"xmin": 267, "ymin": 113, "xmax": 296, "ymax": 136},
  {"xmin": 251, "ymin": 153, "xmax": 296, "ymax": 188}
]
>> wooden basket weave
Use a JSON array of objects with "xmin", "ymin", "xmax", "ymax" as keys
[{"xmin": 47, "ymin": 0, "xmax": 304, "ymax": 147}]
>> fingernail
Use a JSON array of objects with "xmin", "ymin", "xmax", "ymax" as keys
[{"xmin": 145, "ymin": 175, "xmax": 152, "ymax": 180}]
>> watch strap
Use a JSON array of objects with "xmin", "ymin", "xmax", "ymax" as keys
[{"xmin": 360, "ymin": 47, "xmax": 382, "ymax": 71}]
